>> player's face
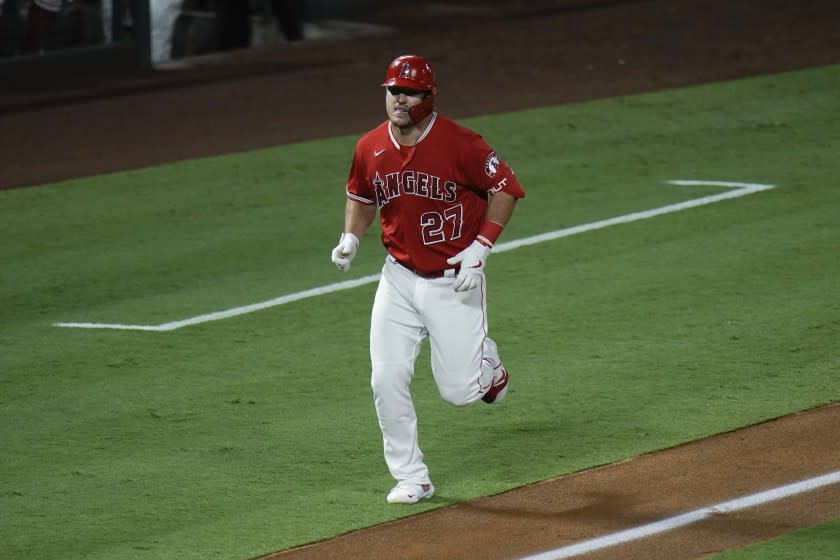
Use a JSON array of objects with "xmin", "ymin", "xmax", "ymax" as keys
[{"xmin": 385, "ymin": 86, "xmax": 427, "ymax": 126}]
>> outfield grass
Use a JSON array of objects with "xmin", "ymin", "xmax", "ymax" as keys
[{"xmin": 1, "ymin": 64, "xmax": 838, "ymax": 559}]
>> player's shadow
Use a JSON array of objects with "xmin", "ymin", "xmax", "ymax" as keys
[
  {"xmin": 445, "ymin": 491, "xmax": 803, "ymax": 542},
  {"xmin": 440, "ymin": 491, "xmax": 653, "ymax": 523}
]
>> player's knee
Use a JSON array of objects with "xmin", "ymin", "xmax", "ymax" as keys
[{"xmin": 437, "ymin": 384, "xmax": 477, "ymax": 407}]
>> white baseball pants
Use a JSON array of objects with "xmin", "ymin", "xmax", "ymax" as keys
[{"xmin": 370, "ymin": 255, "xmax": 503, "ymax": 485}]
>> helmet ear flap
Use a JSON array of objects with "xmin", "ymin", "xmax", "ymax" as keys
[{"xmin": 408, "ymin": 88, "xmax": 436, "ymax": 122}]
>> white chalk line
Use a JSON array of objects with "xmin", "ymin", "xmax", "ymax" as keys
[
  {"xmin": 54, "ymin": 274, "xmax": 382, "ymax": 332},
  {"xmin": 54, "ymin": 180, "xmax": 775, "ymax": 332},
  {"xmin": 518, "ymin": 469, "xmax": 840, "ymax": 560}
]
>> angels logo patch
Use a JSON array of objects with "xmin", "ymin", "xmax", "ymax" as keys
[
  {"xmin": 484, "ymin": 152, "xmax": 500, "ymax": 178},
  {"xmin": 399, "ymin": 62, "xmax": 415, "ymax": 79}
]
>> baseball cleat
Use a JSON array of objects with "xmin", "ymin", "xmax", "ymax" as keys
[
  {"xmin": 482, "ymin": 366, "xmax": 509, "ymax": 404},
  {"xmin": 386, "ymin": 482, "xmax": 435, "ymax": 504}
]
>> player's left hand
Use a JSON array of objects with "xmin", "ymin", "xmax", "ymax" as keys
[
  {"xmin": 447, "ymin": 240, "xmax": 491, "ymax": 292},
  {"xmin": 331, "ymin": 232, "xmax": 360, "ymax": 271}
]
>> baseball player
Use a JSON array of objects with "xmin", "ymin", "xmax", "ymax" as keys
[{"xmin": 331, "ymin": 54, "xmax": 526, "ymax": 504}]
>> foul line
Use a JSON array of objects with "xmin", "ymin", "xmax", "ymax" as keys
[
  {"xmin": 519, "ymin": 469, "xmax": 840, "ymax": 560},
  {"xmin": 54, "ymin": 180, "xmax": 774, "ymax": 332}
]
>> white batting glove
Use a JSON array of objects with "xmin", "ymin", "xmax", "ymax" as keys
[
  {"xmin": 447, "ymin": 240, "xmax": 491, "ymax": 292},
  {"xmin": 331, "ymin": 232, "xmax": 359, "ymax": 272}
]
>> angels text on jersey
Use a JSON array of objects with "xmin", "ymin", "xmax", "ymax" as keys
[{"xmin": 370, "ymin": 169, "xmax": 510, "ymax": 208}]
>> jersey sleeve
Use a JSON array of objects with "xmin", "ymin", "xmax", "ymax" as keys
[
  {"xmin": 345, "ymin": 143, "xmax": 376, "ymax": 205},
  {"xmin": 461, "ymin": 134, "xmax": 526, "ymax": 199}
]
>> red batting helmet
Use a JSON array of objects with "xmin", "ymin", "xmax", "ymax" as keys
[{"xmin": 382, "ymin": 54, "xmax": 437, "ymax": 122}]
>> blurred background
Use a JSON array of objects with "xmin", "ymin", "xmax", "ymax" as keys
[{"xmin": 0, "ymin": 0, "xmax": 397, "ymax": 63}]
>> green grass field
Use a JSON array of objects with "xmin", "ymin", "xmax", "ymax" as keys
[
  {"xmin": 2, "ymin": 64, "xmax": 838, "ymax": 560},
  {"xmin": 713, "ymin": 520, "xmax": 840, "ymax": 560}
]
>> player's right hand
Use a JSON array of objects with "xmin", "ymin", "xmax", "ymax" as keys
[{"xmin": 331, "ymin": 232, "xmax": 360, "ymax": 271}]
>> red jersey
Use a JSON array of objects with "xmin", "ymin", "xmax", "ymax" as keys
[{"xmin": 345, "ymin": 114, "xmax": 526, "ymax": 274}]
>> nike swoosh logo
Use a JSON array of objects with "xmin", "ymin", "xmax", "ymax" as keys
[
  {"xmin": 469, "ymin": 261, "xmax": 484, "ymax": 269},
  {"xmin": 374, "ymin": 149, "xmax": 386, "ymax": 157},
  {"xmin": 407, "ymin": 494, "xmax": 417, "ymax": 499}
]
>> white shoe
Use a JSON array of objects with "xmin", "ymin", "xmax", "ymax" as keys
[{"xmin": 386, "ymin": 482, "xmax": 435, "ymax": 504}]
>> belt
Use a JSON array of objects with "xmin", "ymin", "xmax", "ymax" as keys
[{"xmin": 391, "ymin": 256, "xmax": 457, "ymax": 279}]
